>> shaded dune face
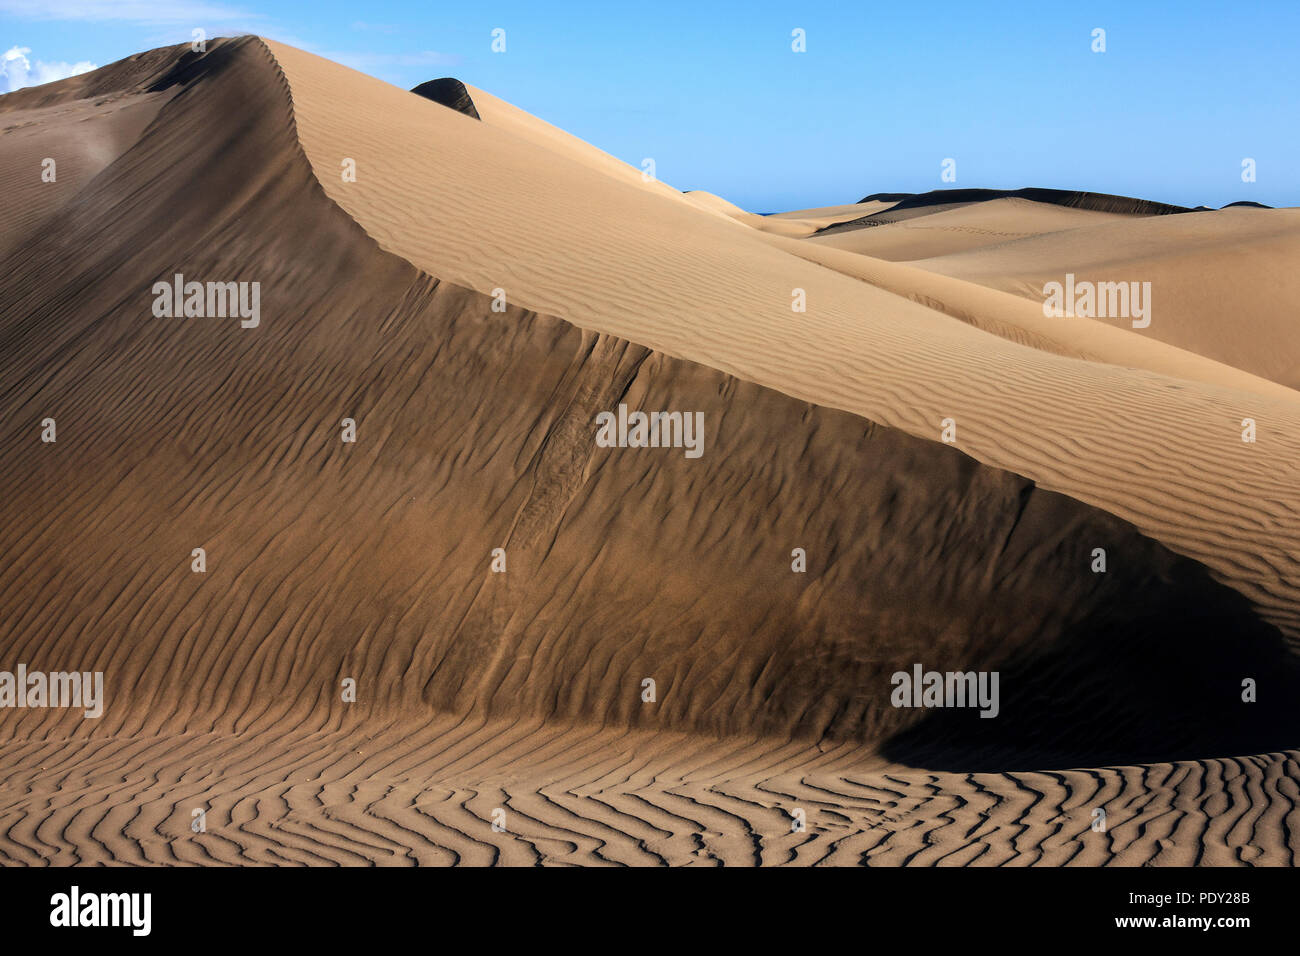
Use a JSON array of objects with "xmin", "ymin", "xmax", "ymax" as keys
[
  {"xmin": 410, "ymin": 78, "xmax": 480, "ymax": 119},
  {"xmin": 0, "ymin": 38, "xmax": 1295, "ymax": 773},
  {"xmin": 0, "ymin": 47, "xmax": 194, "ymax": 261}
]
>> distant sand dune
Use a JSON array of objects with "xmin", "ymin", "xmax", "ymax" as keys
[
  {"xmin": 808, "ymin": 197, "xmax": 1129, "ymax": 261},
  {"xmin": 909, "ymin": 208, "xmax": 1300, "ymax": 389},
  {"xmin": 847, "ymin": 187, "xmax": 1191, "ymax": 219}
]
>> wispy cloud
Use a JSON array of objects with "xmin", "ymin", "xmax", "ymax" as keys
[
  {"xmin": 0, "ymin": 3, "xmax": 459, "ymax": 88},
  {"xmin": 1, "ymin": 45, "xmax": 96, "ymax": 92},
  {"xmin": 0, "ymin": 0, "xmax": 262, "ymax": 26}
]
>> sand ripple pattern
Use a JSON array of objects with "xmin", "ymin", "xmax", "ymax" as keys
[{"xmin": 1, "ymin": 718, "xmax": 1296, "ymax": 867}]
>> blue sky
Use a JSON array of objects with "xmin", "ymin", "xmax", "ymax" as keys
[{"xmin": 2, "ymin": 0, "xmax": 1296, "ymax": 210}]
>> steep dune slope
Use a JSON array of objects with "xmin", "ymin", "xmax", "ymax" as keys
[
  {"xmin": 1, "ymin": 37, "xmax": 1295, "ymax": 765},
  {"xmin": 267, "ymin": 40, "xmax": 1300, "ymax": 647}
]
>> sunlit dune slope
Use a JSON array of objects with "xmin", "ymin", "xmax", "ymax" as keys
[
  {"xmin": 908, "ymin": 208, "xmax": 1300, "ymax": 389},
  {"xmin": 464, "ymin": 81, "xmax": 687, "ymax": 204}
]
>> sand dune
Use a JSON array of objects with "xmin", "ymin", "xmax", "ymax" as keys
[
  {"xmin": 807, "ymin": 197, "xmax": 1129, "ymax": 261},
  {"xmin": 683, "ymin": 193, "xmax": 880, "ymax": 237},
  {"xmin": 680, "ymin": 190, "xmax": 815, "ymax": 236},
  {"xmin": 752, "ymin": 230, "xmax": 1294, "ymax": 399},
  {"xmin": 767, "ymin": 200, "xmax": 895, "ymax": 228},
  {"xmin": 909, "ymin": 208, "xmax": 1300, "ymax": 389},
  {"xmin": 411, "ymin": 78, "xmax": 480, "ymax": 119},
  {"xmin": 268, "ymin": 39, "xmax": 1300, "ymax": 647},
  {"xmin": 0, "ymin": 90, "xmax": 166, "ymax": 259},
  {"xmin": 0, "ymin": 36, "xmax": 1297, "ymax": 867},
  {"xmin": 463, "ymin": 81, "xmax": 686, "ymax": 203},
  {"xmin": 851, "ymin": 186, "xmax": 1191, "ymax": 218}
]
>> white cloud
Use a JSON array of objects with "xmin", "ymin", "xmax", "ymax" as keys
[
  {"xmin": 1, "ymin": 45, "xmax": 97, "ymax": 93},
  {"xmin": 0, "ymin": 1, "xmax": 256, "ymax": 25}
]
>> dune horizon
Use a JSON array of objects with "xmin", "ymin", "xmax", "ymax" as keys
[{"xmin": 1, "ymin": 33, "xmax": 1298, "ymax": 877}]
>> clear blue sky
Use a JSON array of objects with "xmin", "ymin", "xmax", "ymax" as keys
[{"xmin": 3, "ymin": 0, "xmax": 1296, "ymax": 210}]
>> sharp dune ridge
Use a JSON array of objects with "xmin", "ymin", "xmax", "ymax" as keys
[{"xmin": 0, "ymin": 36, "xmax": 1297, "ymax": 866}]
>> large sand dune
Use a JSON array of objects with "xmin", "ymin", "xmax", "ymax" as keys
[
  {"xmin": 1, "ymin": 37, "xmax": 1297, "ymax": 866},
  {"xmin": 268, "ymin": 40, "xmax": 1300, "ymax": 646}
]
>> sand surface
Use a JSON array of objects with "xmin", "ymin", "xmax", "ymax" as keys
[
  {"xmin": 908, "ymin": 207, "xmax": 1300, "ymax": 389},
  {"xmin": 808, "ymin": 197, "xmax": 1130, "ymax": 260},
  {"xmin": 0, "ymin": 37, "xmax": 1296, "ymax": 866}
]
